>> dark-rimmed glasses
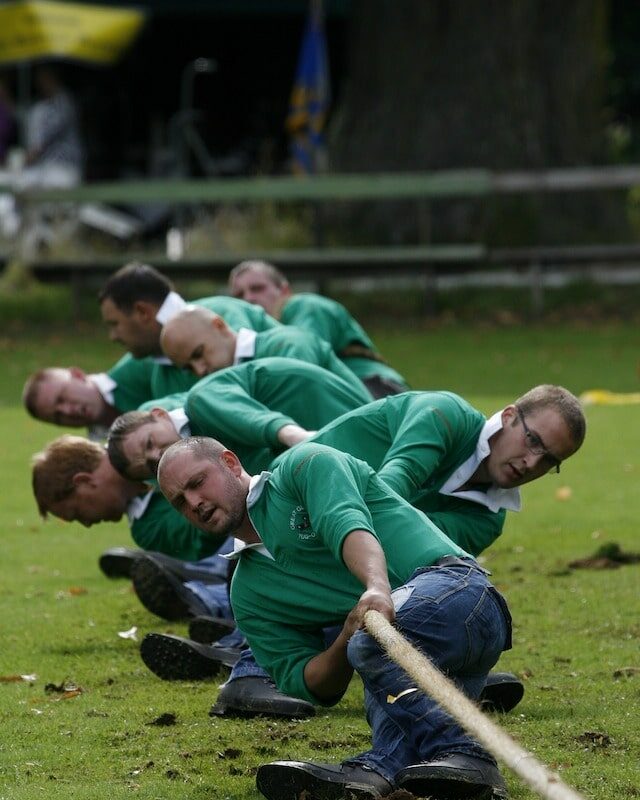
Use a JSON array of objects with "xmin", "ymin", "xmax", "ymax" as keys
[{"xmin": 516, "ymin": 407, "xmax": 561, "ymax": 474}]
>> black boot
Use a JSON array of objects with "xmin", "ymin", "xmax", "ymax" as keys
[
  {"xmin": 479, "ymin": 671, "xmax": 524, "ymax": 714},
  {"xmin": 397, "ymin": 753, "xmax": 508, "ymax": 799},
  {"xmin": 131, "ymin": 554, "xmax": 210, "ymax": 621},
  {"xmin": 256, "ymin": 761, "xmax": 392, "ymax": 800},
  {"xmin": 140, "ymin": 633, "xmax": 241, "ymax": 681},
  {"xmin": 188, "ymin": 615, "xmax": 238, "ymax": 644},
  {"xmin": 210, "ymin": 676, "xmax": 315, "ymax": 719},
  {"xmin": 100, "ymin": 546, "xmax": 226, "ymax": 584}
]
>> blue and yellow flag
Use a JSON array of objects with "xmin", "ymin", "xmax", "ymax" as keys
[{"xmin": 285, "ymin": 0, "xmax": 330, "ymax": 174}]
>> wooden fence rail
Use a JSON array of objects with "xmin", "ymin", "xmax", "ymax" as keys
[{"xmin": 3, "ymin": 164, "xmax": 640, "ymax": 316}]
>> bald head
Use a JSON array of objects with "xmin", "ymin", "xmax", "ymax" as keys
[
  {"xmin": 160, "ymin": 305, "xmax": 236, "ymax": 377},
  {"xmin": 158, "ymin": 437, "xmax": 250, "ymax": 536}
]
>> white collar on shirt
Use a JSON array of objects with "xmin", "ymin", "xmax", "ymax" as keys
[
  {"xmin": 155, "ymin": 291, "xmax": 187, "ymax": 325},
  {"xmin": 151, "ymin": 292, "xmax": 190, "ymax": 364},
  {"xmin": 439, "ymin": 410, "xmax": 522, "ymax": 513},
  {"xmin": 89, "ymin": 372, "xmax": 117, "ymax": 406},
  {"xmin": 126, "ymin": 489, "xmax": 155, "ymax": 524},
  {"xmin": 223, "ymin": 471, "xmax": 273, "ymax": 560},
  {"xmin": 234, "ymin": 328, "xmax": 257, "ymax": 364},
  {"xmin": 168, "ymin": 407, "xmax": 191, "ymax": 437}
]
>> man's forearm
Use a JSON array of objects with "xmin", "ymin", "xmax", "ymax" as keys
[
  {"xmin": 303, "ymin": 629, "xmax": 353, "ymax": 702},
  {"xmin": 342, "ymin": 529, "xmax": 392, "ymax": 593}
]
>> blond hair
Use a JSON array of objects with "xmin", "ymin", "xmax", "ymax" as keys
[
  {"xmin": 515, "ymin": 384, "xmax": 586, "ymax": 449},
  {"xmin": 22, "ymin": 368, "xmax": 58, "ymax": 419},
  {"xmin": 32, "ymin": 435, "xmax": 104, "ymax": 517}
]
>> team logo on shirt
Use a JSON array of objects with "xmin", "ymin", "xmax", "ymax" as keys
[{"xmin": 289, "ymin": 505, "xmax": 315, "ymax": 539}]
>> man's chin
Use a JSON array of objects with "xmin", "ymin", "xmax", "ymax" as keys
[{"xmin": 493, "ymin": 474, "xmax": 520, "ymax": 490}]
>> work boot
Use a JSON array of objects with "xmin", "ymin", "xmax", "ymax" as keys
[
  {"xmin": 188, "ymin": 615, "xmax": 237, "ymax": 644},
  {"xmin": 99, "ymin": 546, "xmax": 141, "ymax": 578},
  {"xmin": 256, "ymin": 760, "xmax": 393, "ymax": 800},
  {"xmin": 99, "ymin": 547, "xmax": 226, "ymax": 584},
  {"xmin": 140, "ymin": 633, "xmax": 241, "ymax": 681},
  {"xmin": 210, "ymin": 676, "xmax": 315, "ymax": 719},
  {"xmin": 131, "ymin": 554, "xmax": 210, "ymax": 621},
  {"xmin": 479, "ymin": 672, "xmax": 524, "ymax": 714},
  {"xmin": 397, "ymin": 753, "xmax": 508, "ymax": 799}
]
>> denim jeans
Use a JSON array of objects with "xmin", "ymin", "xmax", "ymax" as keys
[
  {"xmin": 345, "ymin": 563, "xmax": 511, "ymax": 782},
  {"xmin": 178, "ymin": 541, "xmax": 258, "ymax": 666}
]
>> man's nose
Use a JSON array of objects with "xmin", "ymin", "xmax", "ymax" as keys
[
  {"xmin": 523, "ymin": 451, "xmax": 546, "ymax": 472},
  {"xmin": 183, "ymin": 488, "xmax": 202, "ymax": 510}
]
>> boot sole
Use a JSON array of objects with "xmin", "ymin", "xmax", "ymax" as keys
[
  {"xmin": 99, "ymin": 549, "xmax": 139, "ymax": 578},
  {"xmin": 132, "ymin": 557, "xmax": 195, "ymax": 621},
  {"xmin": 140, "ymin": 634, "xmax": 223, "ymax": 681}
]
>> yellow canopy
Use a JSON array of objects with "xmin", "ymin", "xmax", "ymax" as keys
[{"xmin": 0, "ymin": 1, "xmax": 145, "ymax": 65}]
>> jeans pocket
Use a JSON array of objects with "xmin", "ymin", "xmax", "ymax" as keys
[
  {"xmin": 390, "ymin": 584, "xmax": 415, "ymax": 612},
  {"xmin": 462, "ymin": 587, "xmax": 507, "ymax": 673}
]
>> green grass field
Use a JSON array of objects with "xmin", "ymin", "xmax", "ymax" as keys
[{"xmin": 1, "ymin": 321, "xmax": 639, "ymax": 800}]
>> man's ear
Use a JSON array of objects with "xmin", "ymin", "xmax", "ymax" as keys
[
  {"xmin": 212, "ymin": 315, "xmax": 229, "ymax": 333},
  {"xmin": 501, "ymin": 405, "xmax": 518, "ymax": 427},
  {"xmin": 69, "ymin": 366, "xmax": 87, "ymax": 380},
  {"xmin": 150, "ymin": 406, "xmax": 170, "ymax": 420},
  {"xmin": 132, "ymin": 300, "xmax": 156, "ymax": 322},
  {"xmin": 72, "ymin": 471, "xmax": 95, "ymax": 488},
  {"xmin": 221, "ymin": 449, "xmax": 242, "ymax": 475}
]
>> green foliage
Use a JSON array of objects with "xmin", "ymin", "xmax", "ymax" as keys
[{"xmin": 1, "ymin": 325, "xmax": 640, "ymax": 799}]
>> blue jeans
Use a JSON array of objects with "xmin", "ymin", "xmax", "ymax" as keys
[
  {"xmin": 180, "ymin": 541, "xmax": 253, "ymax": 656},
  {"xmin": 345, "ymin": 563, "xmax": 511, "ymax": 782}
]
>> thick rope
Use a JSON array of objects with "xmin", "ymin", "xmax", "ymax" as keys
[{"xmin": 363, "ymin": 610, "xmax": 587, "ymax": 800}]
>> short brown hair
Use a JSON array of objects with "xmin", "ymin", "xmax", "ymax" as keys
[
  {"xmin": 158, "ymin": 436, "xmax": 226, "ymax": 480},
  {"xmin": 22, "ymin": 368, "xmax": 58, "ymax": 420},
  {"xmin": 107, "ymin": 410, "xmax": 156, "ymax": 477},
  {"xmin": 515, "ymin": 384, "xmax": 586, "ymax": 450},
  {"xmin": 228, "ymin": 260, "xmax": 288, "ymax": 289},
  {"xmin": 98, "ymin": 262, "xmax": 173, "ymax": 312},
  {"xmin": 32, "ymin": 435, "xmax": 104, "ymax": 518}
]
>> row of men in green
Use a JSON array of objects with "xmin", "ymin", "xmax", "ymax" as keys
[{"xmin": 25, "ymin": 260, "xmax": 586, "ymax": 800}]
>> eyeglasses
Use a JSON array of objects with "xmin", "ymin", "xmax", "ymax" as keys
[{"xmin": 516, "ymin": 407, "xmax": 561, "ymax": 474}]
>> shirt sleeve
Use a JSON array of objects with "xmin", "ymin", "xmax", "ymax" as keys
[
  {"xmin": 107, "ymin": 354, "xmax": 155, "ymax": 412},
  {"xmin": 281, "ymin": 444, "xmax": 378, "ymax": 564},
  {"xmin": 284, "ymin": 298, "xmax": 347, "ymax": 350},
  {"xmin": 377, "ymin": 397, "xmax": 463, "ymax": 498},
  {"xmin": 186, "ymin": 374, "xmax": 297, "ymax": 448}
]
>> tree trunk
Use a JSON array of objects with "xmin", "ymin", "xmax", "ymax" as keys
[{"xmin": 328, "ymin": 0, "xmax": 622, "ymax": 245}]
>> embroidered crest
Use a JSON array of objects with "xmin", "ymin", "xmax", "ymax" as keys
[{"xmin": 289, "ymin": 505, "xmax": 315, "ymax": 538}]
